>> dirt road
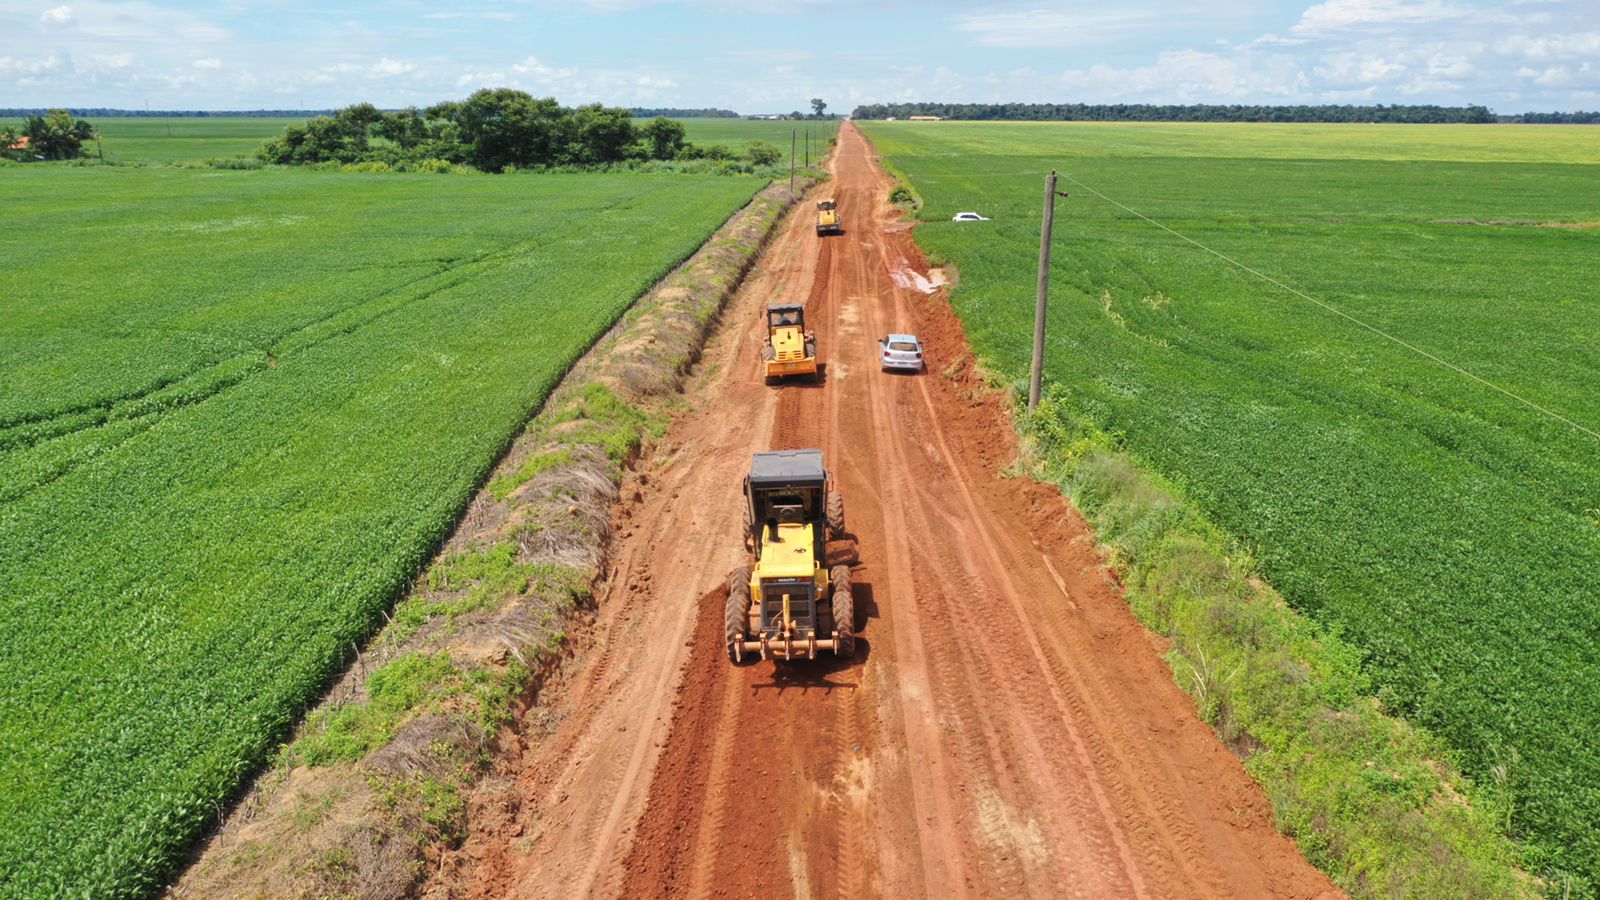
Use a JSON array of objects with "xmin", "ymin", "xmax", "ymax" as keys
[{"xmin": 429, "ymin": 123, "xmax": 1339, "ymax": 899}]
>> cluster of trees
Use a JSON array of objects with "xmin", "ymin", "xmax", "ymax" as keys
[
  {"xmin": 850, "ymin": 102, "xmax": 1520, "ymax": 124},
  {"xmin": 0, "ymin": 109, "xmax": 95, "ymax": 161},
  {"xmin": 258, "ymin": 90, "xmax": 785, "ymax": 171}
]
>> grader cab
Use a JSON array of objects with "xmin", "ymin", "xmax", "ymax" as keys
[
  {"xmin": 726, "ymin": 449, "xmax": 852, "ymax": 662},
  {"xmin": 761, "ymin": 303, "xmax": 818, "ymax": 381}
]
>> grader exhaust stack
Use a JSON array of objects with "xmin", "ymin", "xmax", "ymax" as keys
[{"xmin": 726, "ymin": 449, "xmax": 852, "ymax": 662}]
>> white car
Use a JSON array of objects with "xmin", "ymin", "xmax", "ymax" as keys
[
  {"xmin": 951, "ymin": 212, "xmax": 990, "ymax": 222},
  {"xmin": 879, "ymin": 333, "xmax": 925, "ymax": 372}
]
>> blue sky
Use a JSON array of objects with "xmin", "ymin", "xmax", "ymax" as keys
[{"xmin": 0, "ymin": 0, "xmax": 1595, "ymax": 112}]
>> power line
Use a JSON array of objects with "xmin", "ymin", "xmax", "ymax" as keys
[{"xmin": 1060, "ymin": 173, "xmax": 1600, "ymax": 444}]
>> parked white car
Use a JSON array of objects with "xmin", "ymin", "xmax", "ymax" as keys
[
  {"xmin": 879, "ymin": 333, "xmax": 925, "ymax": 372},
  {"xmin": 951, "ymin": 212, "xmax": 990, "ymax": 222}
]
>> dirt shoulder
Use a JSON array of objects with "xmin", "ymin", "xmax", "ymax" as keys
[{"xmin": 166, "ymin": 175, "xmax": 815, "ymax": 900}]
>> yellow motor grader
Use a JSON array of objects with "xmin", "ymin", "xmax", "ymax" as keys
[
  {"xmin": 815, "ymin": 199, "xmax": 842, "ymax": 237},
  {"xmin": 761, "ymin": 302, "xmax": 818, "ymax": 381},
  {"xmin": 726, "ymin": 449, "xmax": 852, "ymax": 662}
]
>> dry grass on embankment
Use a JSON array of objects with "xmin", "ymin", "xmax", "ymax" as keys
[{"xmin": 168, "ymin": 176, "xmax": 816, "ymax": 899}]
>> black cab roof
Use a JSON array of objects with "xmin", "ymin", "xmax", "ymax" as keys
[
  {"xmin": 767, "ymin": 302, "xmax": 804, "ymax": 313},
  {"xmin": 749, "ymin": 448, "xmax": 825, "ymax": 487}
]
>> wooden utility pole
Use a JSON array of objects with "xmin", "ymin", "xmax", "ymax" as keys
[
  {"xmin": 805, "ymin": 127, "xmax": 810, "ymax": 167},
  {"xmin": 1029, "ymin": 170, "xmax": 1061, "ymax": 412},
  {"xmin": 790, "ymin": 128, "xmax": 797, "ymax": 195}
]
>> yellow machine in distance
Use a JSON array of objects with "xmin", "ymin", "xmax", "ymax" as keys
[
  {"xmin": 727, "ymin": 449, "xmax": 852, "ymax": 662},
  {"xmin": 761, "ymin": 302, "xmax": 818, "ymax": 381},
  {"xmin": 816, "ymin": 199, "xmax": 842, "ymax": 236}
]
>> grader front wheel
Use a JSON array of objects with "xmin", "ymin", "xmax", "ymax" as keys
[
  {"xmin": 726, "ymin": 567, "xmax": 752, "ymax": 663},
  {"xmin": 826, "ymin": 490, "xmax": 845, "ymax": 539},
  {"xmin": 830, "ymin": 565, "xmax": 855, "ymax": 658}
]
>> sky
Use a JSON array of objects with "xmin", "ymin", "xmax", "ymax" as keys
[{"xmin": 0, "ymin": 0, "xmax": 1596, "ymax": 113}]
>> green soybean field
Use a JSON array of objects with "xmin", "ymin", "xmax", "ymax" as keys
[
  {"xmin": 859, "ymin": 120, "xmax": 1600, "ymax": 887},
  {"xmin": 3, "ymin": 116, "xmax": 306, "ymax": 165},
  {"xmin": 0, "ymin": 165, "xmax": 759, "ymax": 895}
]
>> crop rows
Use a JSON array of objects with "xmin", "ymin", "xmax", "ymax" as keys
[
  {"xmin": 0, "ymin": 164, "xmax": 759, "ymax": 895},
  {"xmin": 861, "ymin": 120, "xmax": 1600, "ymax": 887}
]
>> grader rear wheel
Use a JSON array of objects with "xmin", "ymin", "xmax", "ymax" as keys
[
  {"xmin": 726, "ymin": 567, "xmax": 752, "ymax": 663},
  {"xmin": 830, "ymin": 565, "xmax": 854, "ymax": 658},
  {"xmin": 826, "ymin": 490, "xmax": 846, "ymax": 539}
]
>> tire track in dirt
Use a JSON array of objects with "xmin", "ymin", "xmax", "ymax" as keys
[{"xmin": 429, "ymin": 123, "xmax": 1342, "ymax": 900}]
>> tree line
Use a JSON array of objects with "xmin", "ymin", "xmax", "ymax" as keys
[
  {"xmin": 258, "ymin": 91, "xmax": 784, "ymax": 171},
  {"xmin": 630, "ymin": 107, "xmax": 738, "ymax": 118},
  {"xmin": 1501, "ymin": 111, "xmax": 1600, "ymax": 124},
  {"xmin": 850, "ymin": 102, "xmax": 1599, "ymax": 124}
]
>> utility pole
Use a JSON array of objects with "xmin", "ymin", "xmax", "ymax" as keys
[
  {"xmin": 790, "ymin": 128, "xmax": 796, "ymax": 196},
  {"xmin": 1029, "ymin": 170, "xmax": 1065, "ymax": 412},
  {"xmin": 805, "ymin": 127, "xmax": 810, "ymax": 168}
]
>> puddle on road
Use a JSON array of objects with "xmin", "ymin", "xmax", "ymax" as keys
[{"xmin": 888, "ymin": 262, "xmax": 947, "ymax": 295}]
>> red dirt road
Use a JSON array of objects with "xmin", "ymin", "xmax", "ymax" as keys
[{"xmin": 428, "ymin": 123, "xmax": 1339, "ymax": 899}]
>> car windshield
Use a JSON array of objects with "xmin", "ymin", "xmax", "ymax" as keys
[{"xmin": 888, "ymin": 341, "xmax": 917, "ymax": 352}]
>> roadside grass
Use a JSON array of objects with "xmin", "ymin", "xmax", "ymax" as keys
[
  {"xmin": 861, "ymin": 119, "xmax": 1600, "ymax": 891},
  {"xmin": 0, "ymin": 165, "xmax": 760, "ymax": 896}
]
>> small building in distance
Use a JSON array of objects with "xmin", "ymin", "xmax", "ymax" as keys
[{"xmin": 908, "ymin": 115, "xmax": 943, "ymax": 121}]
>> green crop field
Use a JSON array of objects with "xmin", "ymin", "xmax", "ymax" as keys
[
  {"xmin": 860, "ymin": 120, "xmax": 1600, "ymax": 886},
  {"xmin": 0, "ymin": 165, "xmax": 760, "ymax": 895},
  {"xmin": 677, "ymin": 117, "xmax": 839, "ymax": 155},
  {"xmin": 1, "ymin": 116, "xmax": 306, "ymax": 164}
]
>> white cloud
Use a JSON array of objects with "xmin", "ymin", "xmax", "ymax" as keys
[
  {"xmin": 456, "ymin": 70, "xmax": 505, "ymax": 87},
  {"xmin": 953, "ymin": 9, "xmax": 1161, "ymax": 48},
  {"xmin": 510, "ymin": 56, "xmax": 576, "ymax": 79},
  {"xmin": 370, "ymin": 57, "xmax": 413, "ymax": 77},
  {"xmin": 0, "ymin": 54, "xmax": 64, "ymax": 77},
  {"xmin": 86, "ymin": 52, "xmax": 132, "ymax": 70},
  {"xmin": 421, "ymin": 10, "xmax": 518, "ymax": 21},
  {"xmin": 40, "ymin": 5, "xmax": 75, "ymax": 24},
  {"xmin": 1292, "ymin": 0, "xmax": 1469, "ymax": 34},
  {"xmin": 1494, "ymin": 31, "xmax": 1600, "ymax": 59},
  {"xmin": 193, "ymin": 57, "xmax": 222, "ymax": 70},
  {"xmin": 1059, "ymin": 48, "xmax": 1311, "ymax": 102},
  {"xmin": 1427, "ymin": 53, "xmax": 1474, "ymax": 78}
]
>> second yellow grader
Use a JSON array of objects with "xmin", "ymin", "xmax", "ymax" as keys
[{"xmin": 761, "ymin": 302, "xmax": 818, "ymax": 381}]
